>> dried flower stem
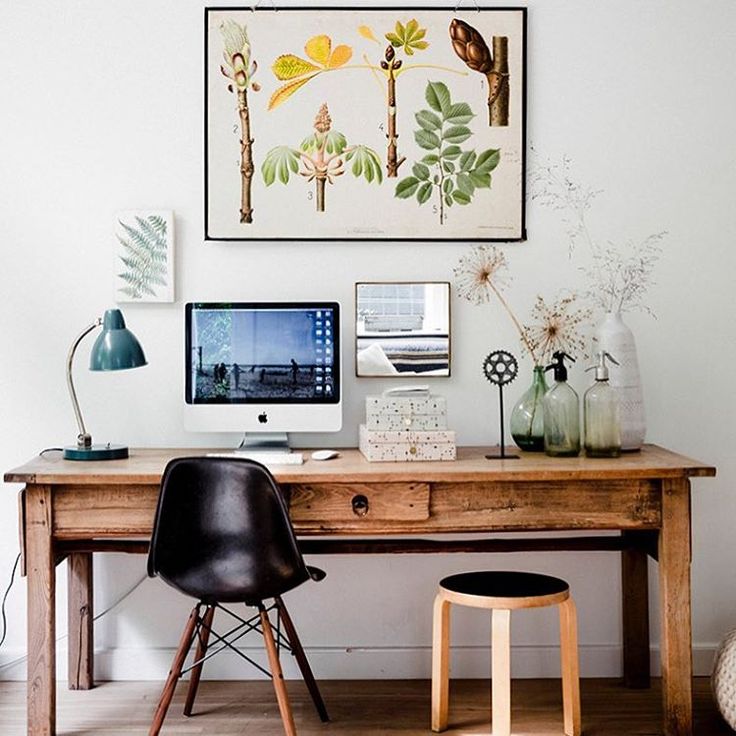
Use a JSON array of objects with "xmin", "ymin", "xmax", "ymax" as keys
[{"xmin": 488, "ymin": 281, "xmax": 538, "ymax": 364}]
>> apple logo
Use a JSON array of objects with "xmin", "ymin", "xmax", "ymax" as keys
[{"xmin": 258, "ymin": 412, "xmax": 268, "ymax": 424}]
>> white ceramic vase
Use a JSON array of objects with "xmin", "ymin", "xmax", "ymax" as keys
[{"xmin": 595, "ymin": 312, "xmax": 645, "ymax": 451}]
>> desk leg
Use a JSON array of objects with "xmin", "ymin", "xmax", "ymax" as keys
[
  {"xmin": 67, "ymin": 553, "xmax": 94, "ymax": 690},
  {"xmin": 621, "ymin": 531, "xmax": 651, "ymax": 688},
  {"xmin": 658, "ymin": 478, "xmax": 692, "ymax": 736},
  {"xmin": 26, "ymin": 485, "xmax": 56, "ymax": 736}
]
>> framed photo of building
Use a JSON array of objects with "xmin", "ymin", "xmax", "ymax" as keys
[{"xmin": 205, "ymin": 6, "xmax": 526, "ymax": 242}]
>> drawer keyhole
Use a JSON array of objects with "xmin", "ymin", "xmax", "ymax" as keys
[{"xmin": 351, "ymin": 494, "xmax": 369, "ymax": 517}]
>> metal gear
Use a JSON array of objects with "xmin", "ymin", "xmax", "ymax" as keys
[{"xmin": 482, "ymin": 350, "xmax": 519, "ymax": 387}]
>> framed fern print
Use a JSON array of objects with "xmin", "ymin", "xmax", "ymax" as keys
[
  {"xmin": 205, "ymin": 6, "xmax": 527, "ymax": 242},
  {"xmin": 114, "ymin": 210, "xmax": 175, "ymax": 303}
]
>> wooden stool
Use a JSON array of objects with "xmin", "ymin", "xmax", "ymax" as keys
[{"xmin": 431, "ymin": 571, "xmax": 581, "ymax": 736}]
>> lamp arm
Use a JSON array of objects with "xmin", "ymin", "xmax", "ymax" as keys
[{"xmin": 66, "ymin": 318, "xmax": 102, "ymax": 448}]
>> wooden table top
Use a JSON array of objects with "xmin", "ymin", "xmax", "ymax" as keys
[{"xmin": 4, "ymin": 445, "xmax": 716, "ymax": 486}]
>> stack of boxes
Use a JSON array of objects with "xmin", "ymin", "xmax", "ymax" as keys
[{"xmin": 359, "ymin": 391, "xmax": 457, "ymax": 462}]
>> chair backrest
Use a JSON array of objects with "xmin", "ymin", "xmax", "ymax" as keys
[{"xmin": 148, "ymin": 456, "xmax": 310, "ymax": 603}]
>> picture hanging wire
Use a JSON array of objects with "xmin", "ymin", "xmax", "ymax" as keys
[
  {"xmin": 454, "ymin": 0, "xmax": 481, "ymax": 12},
  {"xmin": 250, "ymin": 0, "xmax": 278, "ymax": 12}
]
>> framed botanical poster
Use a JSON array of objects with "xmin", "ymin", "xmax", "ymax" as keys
[{"xmin": 205, "ymin": 6, "xmax": 526, "ymax": 242}]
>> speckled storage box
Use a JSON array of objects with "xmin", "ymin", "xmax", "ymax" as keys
[
  {"xmin": 365, "ymin": 395, "xmax": 448, "ymax": 431},
  {"xmin": 359, "ymin": 424, "xmax": 456, "ymax": 462}
]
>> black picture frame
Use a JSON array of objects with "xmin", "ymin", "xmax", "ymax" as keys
[{"xmin": 204, "ymin": 6, "xmax": 528, "ymax": 243}]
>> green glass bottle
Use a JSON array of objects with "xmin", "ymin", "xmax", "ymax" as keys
[{"xmin": 510, "ymin": 365, "xmax": 548, "ymax": 452}]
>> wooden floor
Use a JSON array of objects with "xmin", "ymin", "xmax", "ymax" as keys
[{"xmin": 0, "ymin": 678, "xmax": 730, "ymax": 735}]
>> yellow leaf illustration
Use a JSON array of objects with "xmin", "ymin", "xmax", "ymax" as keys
[
  {"xmin": 327, "ymin": 44, "xmax": 353, "ymax": 69},
  {"xmin": 358, "ymin": 25, "xmax": 379, "ymax": 43},
  {"xmin": 272, "ymin": 53, "xmax": 319, "ymax": 80},
  {"xmin": 305, "ymin": 35, "xmax": 331, "ymax": 66},
  {"xmin": 268, "ymin": 75, "xmax": 317, "ymax": 110}
]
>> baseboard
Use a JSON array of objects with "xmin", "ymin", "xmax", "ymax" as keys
[{"xmin": 0, "ymin": 644, "xmax": 719, "ymax": 681}]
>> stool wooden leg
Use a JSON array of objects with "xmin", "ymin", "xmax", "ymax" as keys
[
  {"xmin": 491, "ymin": 609, "xmax": 511, "ymax": 736},
  {"xmin": 559, "ymin": 597, "xmax": 581, "ymax": 736},
  {"xmin": 431, "ymin": 593, "xmax": 451, "ymax": 732}
]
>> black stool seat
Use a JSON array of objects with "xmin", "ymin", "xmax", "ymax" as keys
[{"xmin": 440, "ymin": 571, "xmax": 569, "ymax": 599}]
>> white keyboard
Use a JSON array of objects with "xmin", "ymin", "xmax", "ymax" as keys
[{"xmin": 206, "ymin": 451, "xmax": 304, "ymax": 465}]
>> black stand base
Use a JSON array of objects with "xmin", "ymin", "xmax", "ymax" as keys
[{"xmin": 485, "ymin": 448, "xmax": 520, "ymax": 460}]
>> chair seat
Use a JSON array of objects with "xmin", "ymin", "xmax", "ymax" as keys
[{"xmin": 439, "ymin": 571, "xmax": 569, "ymax": 610}]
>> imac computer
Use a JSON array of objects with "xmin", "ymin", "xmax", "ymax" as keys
[{"xmin": 185, "ymin": 302, "xmax": 341, "ymax": 456}]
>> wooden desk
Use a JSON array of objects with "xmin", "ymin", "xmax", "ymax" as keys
[{"xmin": 5, "ymin": 446, "xmax": 715, "ymax": 736}]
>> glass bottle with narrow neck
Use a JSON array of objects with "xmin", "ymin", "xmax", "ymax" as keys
[
  {"xmin": 543, "ymin": 351, "xmax": 580, "ymax": 457},
  {"xmin": 584, "ymin": 351, "xmax": 622, "ymax": 458}
]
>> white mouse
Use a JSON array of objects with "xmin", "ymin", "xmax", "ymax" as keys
[{"xmin": 311, "ymin": 450, "xmax": 340, "ymax": 461}]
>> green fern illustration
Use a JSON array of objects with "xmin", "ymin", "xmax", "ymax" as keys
[{"xmin": 116, "ymin": 215, "xmax": 168, "ymax": 299}]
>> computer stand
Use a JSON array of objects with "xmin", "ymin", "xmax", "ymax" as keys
[{"xmin": 238, "ymin": 433, "xmax": 291, "ymax": 452}]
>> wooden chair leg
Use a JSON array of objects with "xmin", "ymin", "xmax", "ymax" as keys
[
  {"xmin": 431, "ymin": 593, "xmax": 451, "ymax": 732},
  {"xmin": 491, "ymin": 608, "xmax": 511, "ymax": 736},
  {"xmin": 149, "ymin": 604, "xmax": 200, "ymax": 736},
  {"xmin": 275, "ymin": 596, "xmax": 329, "ymax": 722},
  {"xmin": 559, "ymin": 597, "xmax": 581, "ymax": 736},
  {"xmin": 261, "ymin": 605, "xmax": 297, "ymax": 736},
  {"xmin": 183, "ymin": 604, "xmax": 215, "ymax": 717}
]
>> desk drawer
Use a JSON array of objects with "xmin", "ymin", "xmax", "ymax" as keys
[{"xmin": 288, "ymin": 482, "xmax": 430, "ymax": 526}]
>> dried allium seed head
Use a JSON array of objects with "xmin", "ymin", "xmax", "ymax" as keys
[
  {"xmin": 522, "ymin": 294, "xmax": 592, "ymax": 364},
  {"xmin": 314, "ymin": 103, "xmax": 332, "ymax": 133}
]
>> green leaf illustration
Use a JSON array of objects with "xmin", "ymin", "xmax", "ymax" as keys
[
  {"xmin": 445, "ymin": 102, "xmax": 474, "ymax": 125},
  {"xmin": 412, "ymin": 162, "xmax": 430, "ymax": 181},
  {"xmin": 415, "ymin": 110, "xmax": 442, "ymax": 132},
  {"xmin": 415, "ymin": 129, "xmax": 440, "ymax": 150},
  {"xmin": 346, "ymin": 145, "xmax": 384, "ymax": 184},
  {"xmin": 459, "ymin": 151, "xmax": 477, "ymax": 171},
  {"xmin": 475, "ymin": 149, "xmax": 501, "ymax": 174},
  {"xmin": 469, "ymin": 171, "xmax": 492, "ymax": 188},
  {"xmin": 395, "ymin": 177, "xmax": 420, "ymax": 198},
  {"xmin": 324, "ymin": 130, "xmax": 348, "ymax": 155},
  {"xmin": 443, "ymin": 126, "xmax": 472, "ymax": 145},
  {"xmin": 416, "ymin": 181, "xmax": 432, "ymax": 204},
  {"xmin": 116, "ymin": 215, "xmax": 168, "ymax": 300},
  {"xmin": 425, "ymin": 81, "xmax": 451, "ymax": 115},
  {"xmin": 395, "ymin": 81, "xmax": 501, "ymax": 224},
  {"xmin": 262, "ymin": 146, "xmax": 300, "ymax": 186},
  {"xmin": 456, "ymin": 173, "xmax": 475, "ymax": 196}
]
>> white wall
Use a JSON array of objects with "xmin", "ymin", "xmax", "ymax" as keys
[{"xmin": 1, "ymin": 0, "xmax": 734, "ymax": 682}]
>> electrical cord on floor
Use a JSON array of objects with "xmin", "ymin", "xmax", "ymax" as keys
[
  {"xmin": 39, "ymin": 447, "xmax": 63, "ymax": 456},
  {"xmin": 0, "ymin": 554, "xmax": 21, "ymax": 649},
  {"xmin": 0, "ymin": 570, "xmax": 148, "ymax": 673}
]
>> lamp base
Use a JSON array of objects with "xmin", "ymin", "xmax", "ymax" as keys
[{"xmin": 63, "ymin": 444, "xmax": 129, "ymax": 461}]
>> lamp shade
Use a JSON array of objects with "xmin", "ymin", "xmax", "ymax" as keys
[{"xmin": 89, "ymin": 309, "xmax": 147, "ymax": 371}]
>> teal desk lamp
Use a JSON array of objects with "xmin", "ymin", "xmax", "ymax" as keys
[{"xmin": 64, "ymin": 309, "xmax": 147, "ymax": 461}]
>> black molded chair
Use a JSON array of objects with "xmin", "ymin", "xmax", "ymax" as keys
[{"xmin": 147, "ymin": 456, "xmax": 329, "ymax": 736}]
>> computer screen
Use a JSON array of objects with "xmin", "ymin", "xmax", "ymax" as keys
[{"xmin": 184, "ymin": 302, "xmax": 341, "ymax": 435}]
